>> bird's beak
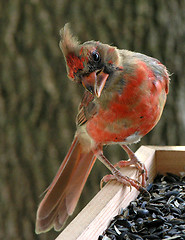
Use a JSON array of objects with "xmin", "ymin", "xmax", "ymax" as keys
[{"xmin": 82, "ymin": 70, "xmax": 109, "ymax": 97}]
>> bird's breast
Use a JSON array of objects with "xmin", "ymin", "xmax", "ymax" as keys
[{"xmin": 83, "ymin": 61, "xmax": 168, "ymax": 146}]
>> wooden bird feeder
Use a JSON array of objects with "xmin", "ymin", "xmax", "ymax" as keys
[{"xmin": 55, "ymin": 146, "xmax": 185, "ymax": 240}]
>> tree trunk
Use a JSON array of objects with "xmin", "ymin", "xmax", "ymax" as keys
[{"xmin": 0, "ymin": 0, "xmax": 184, "ymax": 239}]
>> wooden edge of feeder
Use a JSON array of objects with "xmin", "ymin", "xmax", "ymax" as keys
[
  {"xmin": 147, "ymin": 145, "xmax": 185, "ymax": 174},
  {"xmin": 55, "ymin": 146, "xmax": 157, "ymax": 240}
]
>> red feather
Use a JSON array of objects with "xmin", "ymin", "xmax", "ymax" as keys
[{"xmin": 36, "ymin": 136, "xmax": 96, "ymax": 233}]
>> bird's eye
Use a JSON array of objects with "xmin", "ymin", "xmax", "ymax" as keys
[{"xmin": 92, "ymin": 51, "xmax": 100, "ymax": 62}]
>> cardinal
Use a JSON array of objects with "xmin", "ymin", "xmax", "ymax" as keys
[{"xmin": 35, "ymin": 24, "xmax": 169, "ymax": 233}]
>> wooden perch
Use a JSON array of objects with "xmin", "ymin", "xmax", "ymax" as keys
[{"xmin": 55, "ymin": 146, "xmax": 185, "ymax": 240}]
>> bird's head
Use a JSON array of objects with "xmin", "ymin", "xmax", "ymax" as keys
[{"xmin": 60, "ymin": 24, "xmax": 122, "ymax": 97}]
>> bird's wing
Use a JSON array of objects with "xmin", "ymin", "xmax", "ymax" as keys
[{"xmin": 76, "ymin": 91, "xmax": 98, "ymax": 126}]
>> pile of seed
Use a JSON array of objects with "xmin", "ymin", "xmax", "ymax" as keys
[{"xmin": 99, "ymin": 173, "xmax": 185, "ymax": 240}]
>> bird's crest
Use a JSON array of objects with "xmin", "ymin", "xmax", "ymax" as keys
[
  {"xmin": 59, "ymin": 23, "xmax": 80, "ymax": 56},
  {"xmin": 59, "ymin": 24, "xmax": 85, "ymax": 80}
]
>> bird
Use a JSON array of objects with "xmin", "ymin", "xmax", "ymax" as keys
[{"xmin": 35, "ymin": 23, "xmax": 169, "ymax": 234}]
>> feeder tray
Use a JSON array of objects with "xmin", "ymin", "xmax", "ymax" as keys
[{"xmin": 55, "ymin": 146, "xmax": 185, "ymax": 240}]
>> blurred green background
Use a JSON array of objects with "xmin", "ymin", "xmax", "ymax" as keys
[{"xmin": 0, "ymin": 0, "xmax": 185, "ymax": 239}]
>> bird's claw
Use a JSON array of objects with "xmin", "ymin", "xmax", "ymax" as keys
[
  {"xmin": 100, "ymin": 174, "xmax": 117, "ymax": 189},
  {"xmin": 100, "ymin": 173, "xmax": 146, "ymax": 193},
  {"xmin": 101, "ymin": 172, "xmax": 150, "ymax": 199},
  {"xmin": 115, "ymin": 160, "xmax": 148, "ymax": 187}
]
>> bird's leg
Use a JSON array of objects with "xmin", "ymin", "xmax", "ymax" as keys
[
  {"xmin": 93, "ymin": 147, "xmax": 147, "ymax": 194},
  {"xmin": 114, "ymin": 144, "xmax": 148, "ymax": 187}
]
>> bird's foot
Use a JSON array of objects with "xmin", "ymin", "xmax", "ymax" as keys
[
  {"xmin": 100, "ymin": 172, "xmax": 147, "ymax": 194},
  {"xmin": 115, "ymin": 160, "xmax": 147, "ymax": 187},
  {"xmin": 94, "ymin": 146, "xmax": 149, "ymax": 198},
  {"xmin": 116, "ymin": 145, "xmax": 148, "ymax": 187}
]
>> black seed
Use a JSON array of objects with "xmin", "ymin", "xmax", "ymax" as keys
[
  {"xmin": 136, "ymin": 209, "xmax": 149, "ymax": 217},
  {"xmin": 165, "ymin": 190, "xmax": 180, "ymax": 198},
  {"xmin": 142, "ymin": 234, "xmax": 161, "ymax": 239},
  {"xmin": 98, "ymin": 235, "xmax": 104, "ymax": 240},
  {"xmin": 127, "ymin": 232, "xmax": 143, "ymax": 240},
  {"xmin": 166, "ymin": 172, "xmax": 181, "ymax": 181},
  {"xmin": 99, "ymin": 173, "xmax": 185, "ymax": 240},
  {"xmin": 136, "ymin": 218, "xmax": 144, "ymax": 226}
]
